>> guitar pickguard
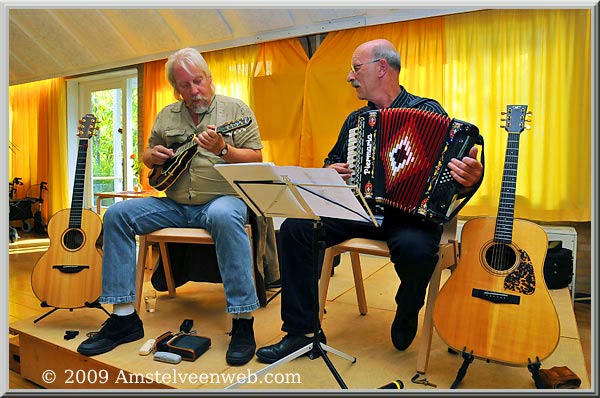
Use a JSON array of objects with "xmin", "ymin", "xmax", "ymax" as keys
[{"xmin": 503, "ymin": 249, "xmax": 536, "ymax": 295}]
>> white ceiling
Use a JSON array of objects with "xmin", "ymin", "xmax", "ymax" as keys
[{"xmin": 8, "ymin": 7, "xmax": 479, "ymax": 85}]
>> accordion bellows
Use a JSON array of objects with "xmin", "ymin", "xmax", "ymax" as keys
[{"xmin": 349, "ymin": 108, "xmax": 480, "ymax": 222}]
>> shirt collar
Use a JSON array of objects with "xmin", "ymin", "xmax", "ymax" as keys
[{"xmin": 366, "ymin": 85, "xmax": 406, "ymax": 110}]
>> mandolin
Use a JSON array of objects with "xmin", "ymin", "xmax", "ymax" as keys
[
  {"xmin": 31, "ymin": 114, "xmax": 103, "ymax": 309},
  {"xmin": 433, "ymin": 105, "xmax": 559, "ymax": 366},
  {"xmin": 148, "ymin": 116, "xmax": 252, "ymax": 191}
]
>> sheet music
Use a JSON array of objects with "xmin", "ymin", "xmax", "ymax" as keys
[{"xmin": 214, "ymin": 163, "xmax": 373, "ymax": 223}]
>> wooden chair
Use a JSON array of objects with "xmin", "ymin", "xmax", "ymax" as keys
[
  {"xmin": 134, "ymin": 225, "xmax": 253, "ymax": 312},
  {"xmin": 318, "ymin": 218, "xmax": 459, "ymax": 374}
]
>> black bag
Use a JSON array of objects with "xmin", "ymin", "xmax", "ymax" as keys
[
  {"xmin": 543, "ymin": 241, "xmax": 573, "ymax": 290},
  {"xmin": 154, "ymin": 331, "xmax": 211, "ymax": 362}
]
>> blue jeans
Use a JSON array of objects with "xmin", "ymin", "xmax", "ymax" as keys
[{"xmin": 99, "ymin": 195, "xmax": 259, "ymax": 314}]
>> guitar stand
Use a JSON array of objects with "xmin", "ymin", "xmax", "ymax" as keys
[
  {"xmin": 527, "ymin": 356, "xmax": 544, "ymax": 388},
  {"xmin": 450, "ymin": 347, "xmax": 474, "ymax": 389},
  {"xmin": 33, "ymin": 300, "xmax": 110, "ymax": 323},
  {"xmin": 226, "ymin": 220, "xmax": 356, "ymax": 389}
]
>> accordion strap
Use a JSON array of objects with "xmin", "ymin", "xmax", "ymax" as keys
[{"xmin": 446, "ymin": 133, "xmax": 485, "ymax": 222}]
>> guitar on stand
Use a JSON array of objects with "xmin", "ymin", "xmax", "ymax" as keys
[
  {"xmin": 31, "ymin": 114, "xmax": 107, "ymax": 323},
  {"xmin": 433, "ymin": 105, "xmax": 560, "ymax": 388}
]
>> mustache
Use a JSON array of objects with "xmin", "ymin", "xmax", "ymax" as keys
[{"xmin": 192, "ymin": 95, "xmax": 211, "ymax": 102}]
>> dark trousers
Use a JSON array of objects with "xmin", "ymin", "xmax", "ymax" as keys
[{"xmin": 279, "ymin": 209, "xmax": 443, "ymax": 335}]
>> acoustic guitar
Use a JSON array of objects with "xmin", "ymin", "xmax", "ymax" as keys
[
  {"xmin": 148, "ymin": 116, "xmax": 252, "ymax": 191},
  {"xmin": 433, "ymin": 105, "xmax": 560, "ymax": 366},
  {"xmin": 31, "ymin": 114, "xmax": 103, "ymax": 309}
]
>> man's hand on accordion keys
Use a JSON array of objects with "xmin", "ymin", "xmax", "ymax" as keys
[
  {"xmin": 326, "ymin": 162, "xmax": 353, "ymax": 181},
  {"xmin": 447, "ymin": 146, "xmax": 483, "ymax": 189}
]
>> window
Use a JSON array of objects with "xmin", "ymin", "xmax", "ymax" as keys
[{"xmin": 67, "ymin": 69, "xmax": 138, "ymax": 210}]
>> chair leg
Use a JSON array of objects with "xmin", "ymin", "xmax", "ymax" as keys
[
  {"xmin": 415, "ymin": 242, "xmax": 458, "ymax": 374},
  {"xmin": 349, "ymin": 252, "xmax": 368, "ymax": 316},
  {"xmin": 158, "ymin": 242, "xmax": 177, "ymax": 298},
  {"xmin": 319, "ymin": 248, "xmax": 336, "ymax": 322},
  {"xmin": 134, "ymin": 235, "xmax": 148, "ymax": 313}
]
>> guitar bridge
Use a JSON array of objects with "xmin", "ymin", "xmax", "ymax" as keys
[{"xmin": 472, "ymin": 288, "xmax": 520, "ymax": 304}]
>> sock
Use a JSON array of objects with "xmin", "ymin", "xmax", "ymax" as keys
[
  {"xmin": 233, "ymin": 312, "xmax": 253, "ymax": 320},
  {"xmin": 113, "ymin": 303, "xmax": 135, "ymax": 316}
]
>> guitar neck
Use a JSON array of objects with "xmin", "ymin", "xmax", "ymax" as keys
[
  {"xmin": 69, "ymin": 137, "xmax": 89, "ymax": 229},
  {"xmin": 494, "ymin": 132, "xmax": 521, "ymax": 243}
]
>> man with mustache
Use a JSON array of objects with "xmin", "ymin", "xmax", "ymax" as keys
[
  {"xmin": 256, "ymin": 39, "xmax": 483, "ymax": 363},
  {"xmin": 78, "ymin": 47, "xmax": 263, "ymax": 366}
]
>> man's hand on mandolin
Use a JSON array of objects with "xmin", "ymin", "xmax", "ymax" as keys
[
  {"xmin": 145, "ymin": 145, "xmax": 174, "ymax": 167},
  {"xmin": 196, "ymin": 125, "xmax": 226, "ymax": 156}
]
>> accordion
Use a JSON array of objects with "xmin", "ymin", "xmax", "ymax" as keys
[{"xmin": 348, "ymin": 108, "xmax": 480, "ymax": 223}]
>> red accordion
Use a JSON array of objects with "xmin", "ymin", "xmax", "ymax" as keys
[{"xmin": 349, "ymin": 108, "xmax": 480, "ymax": 222}]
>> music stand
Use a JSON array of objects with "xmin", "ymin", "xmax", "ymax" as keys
[{"xmin": 215, "ymin": 164, "xmax": 377, "ymax": 389}]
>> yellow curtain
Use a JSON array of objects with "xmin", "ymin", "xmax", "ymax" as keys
[
  {"xmin": 204, "ymin": 44, "xmax": 259, "ymax": 105},
  {"xmin": 9, "ymin": 78, "xmax": 69, "ymax": 219},
  {"xmin": 300, "ymin": 17, "xmax": 446, "ymax": 168},
  {"xmin": 252, "ymin": 39, "xmax": 308, "ymax": 165},
  {"xmin": 444, "ymin": 9, "xmax": 591, "ymax": 221}
]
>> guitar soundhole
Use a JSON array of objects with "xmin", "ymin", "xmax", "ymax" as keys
[
  {"xmin": 484, "ymin": 243, "xmax": 517, "ymax": 272},
  {"xmin": 63, "ymin": 229, "xmax": 85, "ymax": 250}
]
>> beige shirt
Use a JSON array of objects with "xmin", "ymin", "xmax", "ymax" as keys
[{"xmin": 148, "ymin": 95, "xmax": 263, "ymax": 205}]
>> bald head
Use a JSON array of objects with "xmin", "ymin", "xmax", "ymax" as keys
[{"xmin": 355, "ymin": 39, "xmax": 401, "ymax": 72}]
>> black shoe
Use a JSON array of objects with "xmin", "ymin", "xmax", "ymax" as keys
[
  {"xmin": 256, "ymin": 331, "xmax": 326, "ymax": 364},
  {"xmin": 391, "ymin": 312, "xmax": 418, "ymax": 351},
  {"xmin": 226, "ymin": 317, "xmax": 256, "ymax": 366},
  {"xmin": 266, "ymin": 279, "xmax": 281, "ymax": 289},
  {"xmin": 77, "ymin": 312, "xmax": 144, "ymax": 356}
]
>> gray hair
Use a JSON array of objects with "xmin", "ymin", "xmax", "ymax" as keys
[
  {"xmin": 372, "ymin": 45, "xmax": 401, "ymax": 71},
  {"xmin": 165, "ymin": 47, "xmax": 215, "ymax": 99}
]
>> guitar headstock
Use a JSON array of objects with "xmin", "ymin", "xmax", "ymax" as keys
[
  {"xmin": 501, "ymin": 105, "xmax": 532, "ymax": 133},
  {"xmin": 78, "ymin": 113, "xmax": 99, "ymax": 139},
  {"xmin": 217, "ymin": 116, "xmax": 252, "ymax": 136}
]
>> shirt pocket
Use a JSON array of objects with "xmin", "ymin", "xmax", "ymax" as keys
[{"xmin": 164, "ymin": 129, "xmax": 191, "ymax": 149}]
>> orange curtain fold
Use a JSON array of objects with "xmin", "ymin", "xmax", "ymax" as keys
[
  {"xmin": 141, "ymin": 59, "xmax": 172, "ymax": 189},
  {"xmin": 252, "ymin": 39, "xmax": 308, "ymax": 165},
  {"xmin": 9, "ymin": 78, "xmax": 69, "ymax": 219}
]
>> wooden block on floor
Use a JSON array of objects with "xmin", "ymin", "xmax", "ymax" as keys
[{"xmin": 9, "ymin": 335, "xmax": 20, "ymax": 374}]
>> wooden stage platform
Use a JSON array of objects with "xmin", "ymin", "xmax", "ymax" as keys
[{"xmin": 9, "ymin": 274, "xmax": 591, "ymax": 392}]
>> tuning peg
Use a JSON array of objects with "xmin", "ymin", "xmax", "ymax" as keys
[
  {"xmin": 500, "ymin": 118, "xmax": 506, "ymax": 122},
  {"xmin": 501, "ymin": 111, "xmax": 507, "ymax": 115},
  {"xmin": 525, "ymin": 125, "xmax": 531, "ymax": 130},
  {"xmin": 500, "ymin": 125, "xmax": 506, "ymax": 129},
  {"xmin": 527, "ymin": 110, "xmax": 533, "ymax": 115},
  {"xmin": 526, "ymin": 118, "xmax": 532, "ymax": 123}
]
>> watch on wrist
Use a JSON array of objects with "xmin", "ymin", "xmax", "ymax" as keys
[{"xmin": 218, "ymin": 143, "xmax": 228, "ymax": 157}]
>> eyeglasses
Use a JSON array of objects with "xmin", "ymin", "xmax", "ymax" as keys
[{"xmin": 350, "ymin": 59, "xmax": 381, "ymax": 73}]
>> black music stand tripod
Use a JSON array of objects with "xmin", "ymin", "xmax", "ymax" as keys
[{"xmin": 220, "ymin": 171, "xmax": 377, "ymax": 389}]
